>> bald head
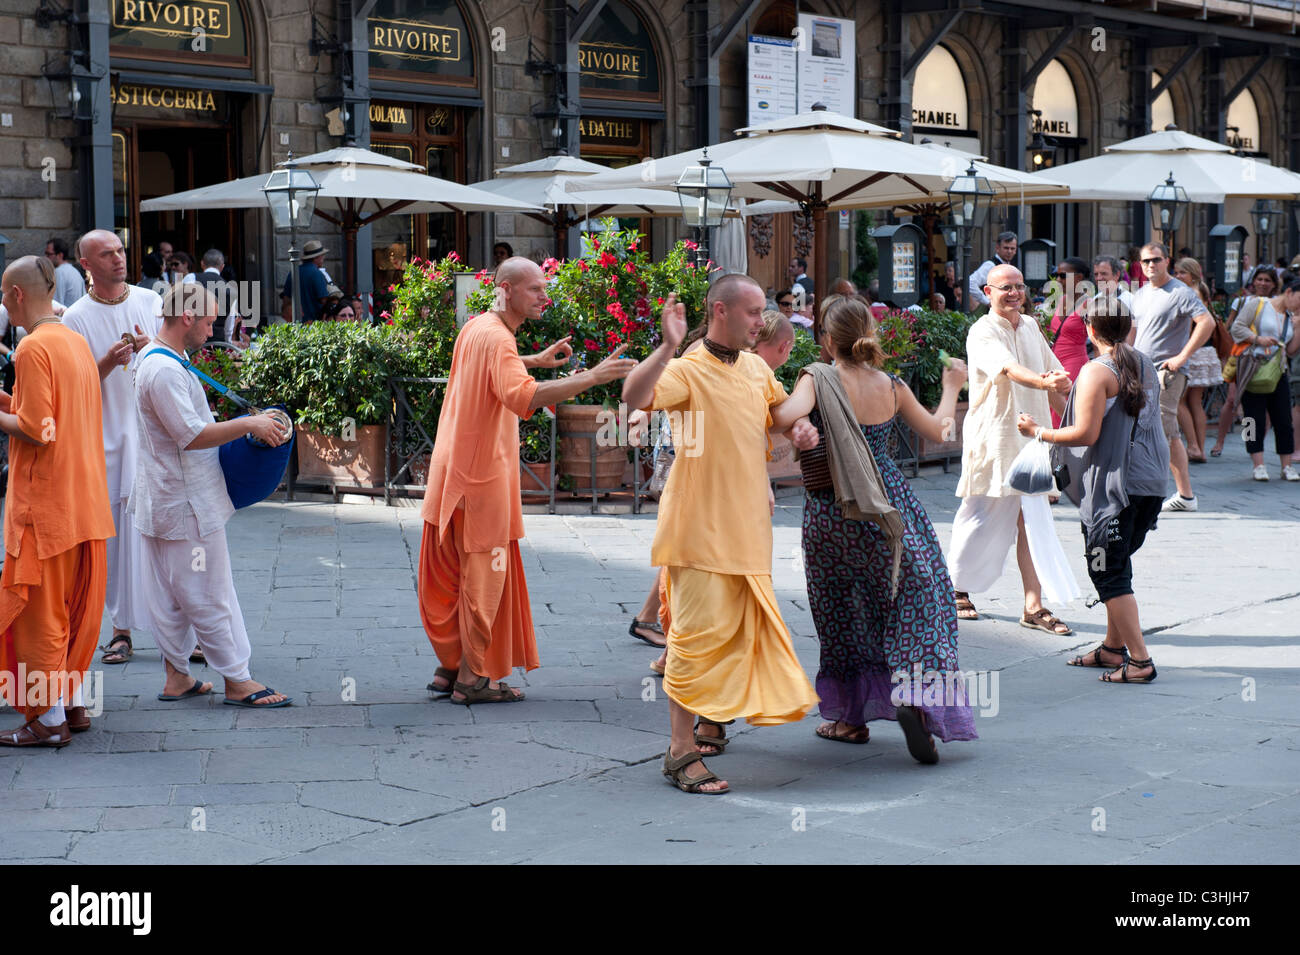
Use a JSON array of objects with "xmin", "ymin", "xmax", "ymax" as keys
[
  {"xmin": 494, "ymin": 255, "xmax": 549, "ymax": 327},
  {"xmin": 0, "ymin": 255, "xmax": 57, "ymax": 330},
  {"xmin": 984, "ymin": 264, "xmax": 1026, "ymax": 316},
  {"xmin": 705, "ymin": 273, "xmax": 766, "ymax": 350},
  {"xmin": 78, "ymin": 228, "xmax": 128, "ymax": 290},
  {"xmin": 495, "ymin": 256, "xmax": 543, "ymax": 289}
]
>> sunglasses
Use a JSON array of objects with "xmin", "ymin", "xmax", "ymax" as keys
[
  {"xmin": 1141, "ymin": 257, "xmax": 1165, "ymax": 265},
  {"xmin": 777, "ymin": 300, "xmax": 793, "ymax": 307}
]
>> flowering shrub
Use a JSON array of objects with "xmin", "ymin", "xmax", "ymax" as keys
[{"xmin": 189, "ymin": 345, "xmax": 245, "ymax": 417}]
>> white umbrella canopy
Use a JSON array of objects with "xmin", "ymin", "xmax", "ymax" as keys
[
  {"xmin": 141, "ymin": 146, "xmax": 542, "ymax": 290},
  {"xmin": 1039, "ymin": 127, "xmax": 1300, "ymax": 202},
  {"xmin": 574, "ymin": 106, "xmax": 1061, "ymax": 297},
  {"xmin": 468, "ymin": 154, "xmax": 691, "ymax": 255}
]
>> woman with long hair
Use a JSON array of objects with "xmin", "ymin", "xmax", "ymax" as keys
[
  {"xmin": 1017, "ymin": 302, "xmax": 1169, "ymax": 683},
  {"xmin": 1212, "ymin": 265, "xmax": 1280, "ymax": 456},
  {"xmin": 770, "ymin": 296, "xmax": 975, "ymax": 760},
  {"xmin": 1171, "ymin": 257, "xmax": 1222, "ymax": 462}
]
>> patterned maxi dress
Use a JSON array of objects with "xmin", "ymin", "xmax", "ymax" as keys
[{"xmin": 801, "ymin": 401, "xmax": 978, "ymax": 742}]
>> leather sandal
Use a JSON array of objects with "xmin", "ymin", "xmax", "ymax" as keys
[
  {"xmin": 662, "ymin": 750, "xmax": 728, "ymax": 794},
  {"xmin": 450, "ymin": 676, "xmax": 525, "ymax": 705},
  {"xmin": 1021, "ymin": 608, "xmax": 1072, "ymax": 635},
  {"xmin": 693, "ymin": 717, "xmax": 732, "ymax": 755},
  {"xmin": 0, "ymin": 718, "xmax": 72, "ymax": 748},
  {"xmin": 815, "ymin": 721, "xmax": 870, "ymax": 744},
  {"xmin": 629, "ymin": 618, "xmax": 666, "ymax": 647},
  {"xmin": 1067, "ymin": 643, "xmax": 1129, "ymax": 668},
  {"xmin": 954, "ymin": 591, "xmax": 979, "ymax": 620},
  {"xmin": 66, "ymin": 706, "xmax": 91, "ymax": 733},
  {"xmin": 896, "ymin": 705, "xmax": 939, "ymax": 765},
  {"xmin": 1101, "ymin": 656, "xmax": 1157, "ymax": 684},
  {"xmin": 100, "ymin": 632, "xmax": 132, "ymax": 664},
  {"xmin": 426, "ymin": 667, "xmax": 458, "ymax": 696}
]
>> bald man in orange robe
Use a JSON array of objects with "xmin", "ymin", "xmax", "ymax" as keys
[
  {"xmin": 419, "ymin": 257, "xmax": 637, "ymax": 704},
  {"xmin": 0, "ymin": 256, "xmax": 114, "ymax": 747}
]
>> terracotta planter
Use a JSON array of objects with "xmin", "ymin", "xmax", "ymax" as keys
[
  {"xmin": 556, "ymin": 404, "xmax": 627, "ymax": 494},
  {"xmin": 521, "ymin": 460, "xmax": 553, "ymax": 494},
  {"xmin": 917, "ymin": 401, "xmax": 967, "ymax": 460},
  {"xmin": 295, "ymin": 424, "xmax": 387, "ymax": 487}
]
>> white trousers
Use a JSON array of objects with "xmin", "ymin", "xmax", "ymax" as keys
[
  {"xmin": 143, "ymin": 523, "xmax": 251, "ymax": 682},
  {"xmin": 948, "ymin": 494, "xmax": 1080, "ymax": 606},
  {"xmin": 108, "ymin": 498, "xmax": 153, "ymax": 632}
]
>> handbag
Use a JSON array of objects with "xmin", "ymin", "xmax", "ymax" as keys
[
  {"xmin": 1211, "ymin": 319, "xmax": 1235, "ymax": 362},
  {"xmin": 1223, "ymin": 298, "xmax": 1266, "ymax": 382},
  {"xmin": 1246, "ymin": 348, "xmax": 1285, "ymax": 394},
  {"xmin": 144, "ymin": 348, "xmax": 295, "ymax": 508}
]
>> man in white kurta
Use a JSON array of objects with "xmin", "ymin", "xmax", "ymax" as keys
[
  {"xmin": 132, "ymin": 285, "xmax": 292, "ymax": 707},
  {"xmin": 62, "ymin": 230, "xmax": 160, "ymax": 660},
  {"xmin": 949, "ymin": 265, "xmax": 1080, "ymax": 634}
]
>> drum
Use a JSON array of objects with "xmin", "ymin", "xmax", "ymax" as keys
[{"xmin": 219, "ymin": 405, "xmax": 295, "ymax": 508}]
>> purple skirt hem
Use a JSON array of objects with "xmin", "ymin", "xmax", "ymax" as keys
[{"xmin": 817, "ymin": 669, "xmax": 979, "ymax": 743}]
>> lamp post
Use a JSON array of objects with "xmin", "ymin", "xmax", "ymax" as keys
[
  {"xmin": 1250, "ymin": 198, "xmax": 1282, "ymax": 268},
  {"xmin": 1147, "ymin": 172, "xmax": 1189, "ymax": 250},
  {"xmin": 675, "ymin": 149, "xmax": 734, "ymax": 270},
  {"xmin": 945, "ymin": 161, "xmax": 995, "ymax": 314},
  {"xmin": 262, "ymin": 155, "xmax": 321, "ymax": 324}
]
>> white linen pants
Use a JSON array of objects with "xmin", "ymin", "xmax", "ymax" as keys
[
  {"xmin": 143, "ymin": 521, "xmax": 252, "ymax": 682},
  {"xmin": 948, "ymin": 494, "xmax": 1080, "ymax": 606},
  {"xmin": 108, "ymin": 498, "xmax": 153, "ymax": 632}
]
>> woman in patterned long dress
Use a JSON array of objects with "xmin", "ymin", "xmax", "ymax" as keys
[{"xmin": 771, "ymin": 297, "xmax": 977, "ymax": 762}]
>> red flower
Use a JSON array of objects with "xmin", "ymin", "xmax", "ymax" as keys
[
  {"xmin": 656, "ymin": 297, "xmax": 665, "ymax": 305},
  {"xmin": 579, "ymin": 261, "xmax": 589, "ymax": 272},
  {"xmin": 591, "ymin": 238, "xmax": 600, "ymax": 251},
  {"xmin": 624, "ymin": 262, "xmax": 635, "ymax": 274},
  {"xmin": 597, "ymin": 251, "xmax": 618, "ymax": 269},
  {"xmin": 634, "ymin": 297, "xmax": 651, "ymax": 318},
  {"xmin": 605, "ymin": 329, "xmax": 622, "ymax": 349},
  {"xmin": 606, "ymin": 302, "xmax": 628, "ymax": 321},
  {"xmin": 606, "ymin": 285, "xmax": 617, "ymax": 298},
  {"xmin": 448, "ymin": 251, "xmax": 461, "ymax": 262},
  {"xmin": 475, "ymin": 269, "xmax": 488, "ymax": 281},
  {"xmin": 542, "ymin": 257, "xmax": 560, "ymax": 273},
  {"xmin": 683, "ymin": 239, "xmax": 699, "ymax": 251},
  {"xmin": 584, "ymin": 338, "xmax": 599, "ymax": 351},
  {"xmin": 628, "ymin": 238, "xmax": 639, "ymax": 250}
]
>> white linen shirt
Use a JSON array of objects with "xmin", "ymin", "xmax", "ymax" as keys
[
  {"xmin": 957, "ymin": 309, "xmax": 1064, "ymax": 498},
  {"xmin": 130, "ymin": 342, "xmax": 234, "ymax": 540}
]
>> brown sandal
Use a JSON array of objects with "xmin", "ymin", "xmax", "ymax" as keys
[
  {"xmin": 1021, "ymin": 608, "xmax": 1072, "ymax": 635},
  {"xmin": 449, "ymin": 676, "xmax": 525, "ymax": 705},
  {"xmin": 100, "ymin": 632, "xmax": 132, "ymax": 664},
  {"xmin": 1067, "ymin": 643, "xmax": 1128, "ymax": 668},
  {"xmin": 896, "ymin": 705, "xmax": 939, "ymax": 765},
  {"xmin": 954, "ymin": 592, "xmax": 979, "ymax": 620},
  {"xmin": 693, "ymin": 718, "xmax": 732, "ymax": 755},
  {"xmin": 426, "ymin": 667, "xmax": 458, "ymax": 696},
  {"xmin": 662, "ymin": 750, "xmax": 728, "ymax": 794},
  {"xmin": 815, "ymin": 721, "xmax": 870, "ymax": 744}
]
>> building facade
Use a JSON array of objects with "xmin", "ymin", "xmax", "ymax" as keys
[{"xmin": 4, "ymin": 0, "xmax": 1300, "ymax": 308}]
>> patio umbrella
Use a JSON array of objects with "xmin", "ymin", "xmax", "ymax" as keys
[
  {"xmin": 141, "ymin": 146, "xmax": 542, "ymax": 292},
  {"xmin": 470, "ymin": 154, "xmax": 728, "ymax": 256},
  {"xmin": 573, "ymin": 106, "xmax": 1070, "ymax": 300},
  {"xmin": 1038, "ymin": 127, "xmax": 1300, "ymax": 202}
]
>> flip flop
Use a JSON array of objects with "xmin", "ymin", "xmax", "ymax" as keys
[
  {"xmin": 189, "ymin": 646, "xmax": 206, "ymax": 664},
  {"xmin": 223, "ymin": 688, "xmax": 292, "ymax": 708},
  {"xmin": 1210, "ymin": 449, "xmax": 1223, "ymax": 457},
  {"xmin": 896, "ymin": 705, "xmax": 939, "ymax": 765},
  {"xmin": 157, "ymin": 679, "xmax": 212, "ymax": 702}
]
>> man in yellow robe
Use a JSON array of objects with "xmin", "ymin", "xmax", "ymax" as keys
[{"xmin": 623, "ymin": 274, "xmax": 820, "ymax": 795}]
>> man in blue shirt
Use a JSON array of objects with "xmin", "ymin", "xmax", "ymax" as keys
[{"xmin": 280, "ymin": 239, "xmax": 330, "ymax": 323}]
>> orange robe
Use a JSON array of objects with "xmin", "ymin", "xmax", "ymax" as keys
[
  {"xmin": 418, "ymin": 313, "xmax": 539, "ymax": 680},
  {"xmin": 0, "ymin": 324, "xmax": 113, "ymax": 719}
]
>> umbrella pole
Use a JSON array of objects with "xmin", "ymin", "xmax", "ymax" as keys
[
  {"xmin": 812, "ymin": 200, "xmax": 829, "ymax": 314},
  {"xmin": 344, "ymin": 221, "xmax": 358, "ymax": 295}
]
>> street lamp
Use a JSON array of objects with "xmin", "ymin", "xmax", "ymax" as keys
[
  {"xmin": 675, "ymin": 149, "xmax": 733, "ymax": 270},
  {"xmin": 1147, "ymin": 172, "xmax": 1189, "ymax": 249},
  {"xmin": 945, "ymin": 161, "xmax": 995, "ymax": 313},
  {"xmin": 262, "ymin": 155, "xmax": 321, "ymax": 324},
  {"xmin": 1250, "ymin": 198, "xmax": 1282, "ymax": 267}
]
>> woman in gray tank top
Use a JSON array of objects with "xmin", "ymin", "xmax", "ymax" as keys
[{"xmin": 1016, "ymin": 302, "xmax": 1169, "ymax": 684}]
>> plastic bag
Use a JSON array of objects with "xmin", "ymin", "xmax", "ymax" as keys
[{"xmin": 1004, "ymin": 438, "xmax": 1055, "ymax": 495}]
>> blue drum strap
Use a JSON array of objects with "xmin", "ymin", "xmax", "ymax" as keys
[{"xmin": 143, "ymin": 348, "xmax": 255, "ymax": 411}]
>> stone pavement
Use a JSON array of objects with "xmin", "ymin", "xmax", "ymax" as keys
[{"xmin": 2, "ymin": 435, "xmax": 1297, "ymax": 865}]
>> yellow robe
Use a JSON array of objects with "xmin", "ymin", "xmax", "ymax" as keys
[{"xmin": 645, "ymin": 348, "xmax": 817, "ymax": 725}]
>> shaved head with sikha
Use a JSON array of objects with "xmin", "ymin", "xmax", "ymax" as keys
[
  {"xmin": 77, "ymin": 228, "xmax": 129, "ymax": 291},
  {"xmin": 493, "ymin": 256, "xmax": 550, "ymax": 331},
  {"xmin": 0, "ymin": 255, "xmax": 57, "ymax": 330}
]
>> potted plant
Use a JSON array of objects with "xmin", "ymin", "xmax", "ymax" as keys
[
  {"xmin": 519, "ymin": 409, "xmax": 554, "ymax": 494},
  {"xmin": 241, "ymin": 321, "xmax": 409, "ymax": 487}
]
